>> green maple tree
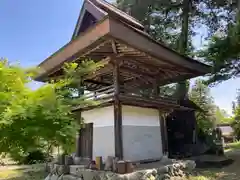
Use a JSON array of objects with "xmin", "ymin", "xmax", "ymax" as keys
[{"xmin": 0, "ymin": 58, "xmax": 101, "ymax": 162}]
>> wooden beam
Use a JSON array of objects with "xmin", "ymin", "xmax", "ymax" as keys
[
  {"xmin": 121, "ymin": 66, "xmax": 156, "ymax": 82},
  {"xmin": 84, "ymin": 79, "xmax": 111, "ymax": 86},
  {"xmin": 113, "ymin": 57, "xmax": 123, "ymax": 159},
  {"xmin": 85, "ymin": 57, "xmax": 112, "ymax": 79},
  {"xmin": 111, "ymin": 40, "xmax": 118, "ymax": 54},
  {"xmin": 120, "ymin": 56, "xmax": 193, "ymax": 75},
  {"xmin": 158, "ymin": 74, "xmax": 197, "ymax": 86}
]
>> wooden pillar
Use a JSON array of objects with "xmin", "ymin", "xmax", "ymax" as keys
[
  {"xmin": 113, "ymin": 58, "xmax": 123, "ymax": 159},
  {"xmin": 153, "ymin": 83, "xmax": 168, "ymax": 155},
  {"xmin": 76, "ymin": 86, "xmax": 84, "ymax": 157},
  {"xmin": 161, "ymin": 114, "xmax": 169, "ymax": 154},
  {"xmin": 76, "ymin": 112, "xmax": 82, "ymax": 157}
]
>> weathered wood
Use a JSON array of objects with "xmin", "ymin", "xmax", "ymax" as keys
[
  {"xmin": 113, "ymin": 57, "xmax": 123, "ymax": 159},
  {"xmin": 120, "ymin": 56, "xmax": 193, "ymax": 75},
  {"xmin": 78, "ymin": 123, "xmax": 93, "ymax": 159},
  {"xmin": 111, "ymin": 40, "xmax": 118, "ymax": 54},
  {"xmin": 159, "ymin": 113, "xmax": 168, "ymax": 154}
]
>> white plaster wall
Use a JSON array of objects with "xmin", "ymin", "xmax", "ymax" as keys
[
  {"xmin": 82, "ymin": 106, "xmax": 114, "ymax": 127},
  {"xmin": 82, "ymin": 106, "xmax": 114, "ymax": 161},
  {"xmin": 122, "ymin": 106, "xmax": 160, "ymax": 126},
  {"xmin": 122, "ymin": 105, "xmax": 163, "ymax": 161},
  {"xmin": 81, "ymin": 105, "xmax": 163, "ymax": 162}
]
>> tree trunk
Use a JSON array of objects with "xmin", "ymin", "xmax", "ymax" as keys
[{"xmin": 176, "ymin": 0, "xmax": 191, "ymax": 100}]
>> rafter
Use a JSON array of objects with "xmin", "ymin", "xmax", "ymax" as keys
[{"xmin": 111, "ymin": 40, "xmax": 118, "ymax": 54}]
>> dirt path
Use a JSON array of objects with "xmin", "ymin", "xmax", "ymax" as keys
[{"xmin": 0, "ymin": 164, "xmax": 45, "ymax": 180}]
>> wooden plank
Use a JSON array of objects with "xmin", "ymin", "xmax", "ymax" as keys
[{"xmin": 113, "ymin": 57, "xmax": 123, "ymax": 159}]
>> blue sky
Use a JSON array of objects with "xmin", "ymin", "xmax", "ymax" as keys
[{"xmin": 0, "ymin": 0, "xmax": 239, "ymax": 114}]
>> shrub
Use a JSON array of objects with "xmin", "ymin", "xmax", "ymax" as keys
[{"xmin": 23, "ymin": 150, "xmax": 46, "ymax": 164}]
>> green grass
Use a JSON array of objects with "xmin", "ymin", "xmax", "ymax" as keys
[
  {"xmin": 225, "ymin": 141, "xmax": 240, "ymax": 152},
  {"xmin": 187, "ymin": 170, "xmax": 221, "ymax": 180}
]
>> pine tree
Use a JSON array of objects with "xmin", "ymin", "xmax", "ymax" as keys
[
  {"xmin": 115, "ymin": 0, "xmax": 225, "ymax": 96},
  {"xmin": 200, "ymin": 0, "xmax": 240, "ymax": 85}
]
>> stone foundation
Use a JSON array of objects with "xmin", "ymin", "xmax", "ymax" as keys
[{"xmin": 45, "ymin": 159, "xmax": 196, "ymax": 180}]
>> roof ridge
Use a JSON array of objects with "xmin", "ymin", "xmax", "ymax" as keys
[{"xmin": 88, "ymin": 0, "xmax": 144, "ymax": 30}]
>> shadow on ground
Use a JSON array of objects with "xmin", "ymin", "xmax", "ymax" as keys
[{"xmin": 189, "ymin": 151, "xmax": 240, "ymax": 180}]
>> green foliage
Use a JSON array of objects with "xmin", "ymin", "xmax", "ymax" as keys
[
  {"xmin": 199, "ymin": 0, "xmax": 240, "ymax": 85},
  {"xmin": 0, "ymin": 58, "xmax": 100, "ymax": 163},
  {"xmin": 116, "ymin": 0, "xmax": 227, "ymax": 53},
  {"xmin": 232, "ymin": 89, "xmax": 240, "ymax": 139},
  {"xmin": 215, "ymin": 106, "xmax": 232, "ymax": 124},
  {"xmin": 189, "ymin": 80, "xmax": 215, "ymax": 134},
  {"xmin": 22, "ymin": 150, "xmax": 46, "ymax": 164},
  {"xmin": 200, "ymin": 20, "xmax": 240, "ymax": 84},
  {"xmin": 232, "ymin": 107, "xmax": 240, "ymax": 139}
]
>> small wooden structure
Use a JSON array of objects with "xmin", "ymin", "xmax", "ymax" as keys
[
  {"xmin": 217, "ymin": 123, "xmax": 235, "ymax": 143},
  {"xmin": 36, "ymin": 0, "xmax": 210, "ymax": 162}
]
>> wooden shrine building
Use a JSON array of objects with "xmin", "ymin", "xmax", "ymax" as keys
[{"xmin": 36, "ymin": 0, "xmax": 210, "ymax": 162}]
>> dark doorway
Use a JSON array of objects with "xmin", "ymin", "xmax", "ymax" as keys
[
  {"xmin": 166, "ymin": 110, "xmax": 196, "ymax": 158},
  {"xmin": 80, "ymin": 123, "xmax": 93, "ymax": 159}
]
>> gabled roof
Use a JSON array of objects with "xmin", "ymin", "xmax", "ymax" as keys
[
  {"xmin": 72, "ymin": 0, "xmax": 144, "ymax": 40},
  {"xmin": 36, "ymin": 0, "xmax": 211, "ymax": 90}
]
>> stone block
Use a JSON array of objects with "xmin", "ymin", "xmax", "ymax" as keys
[
  {"xmin": 75, "ymin": 169, "xmax": 101, "ymax": 180},
  {"xmin": 73, "ymin": 157, "xmax": 91, "ymax": 165},
  {"xmin": 65, "ymin": 155, "xmax": 74, "ymax": 165},
  {"xmin": 184, "ymin": 160, "xmax": 196, "ymax": 171},
  {"xmin": 104, "ymin": 156, "xmax": 114, "ymax": 171},
  {"xmin": 69, "ymin": 165, "xmax": 88, "ymax": 175},
  {"xmin": 157, "ymin": 166, "xmax": 168, "ymax": 174}
]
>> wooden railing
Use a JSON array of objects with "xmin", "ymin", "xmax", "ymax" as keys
[
  {"xmin": 78, "ymin": 85, "xmax": 178, "ymax": 109},
  {"xmin": 83, "ymin": 85, "xmax": 114, "ymax": 101},
  {"xmin": 119, "ymin": 86, "xmax": 178, "ymax": 105}
]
